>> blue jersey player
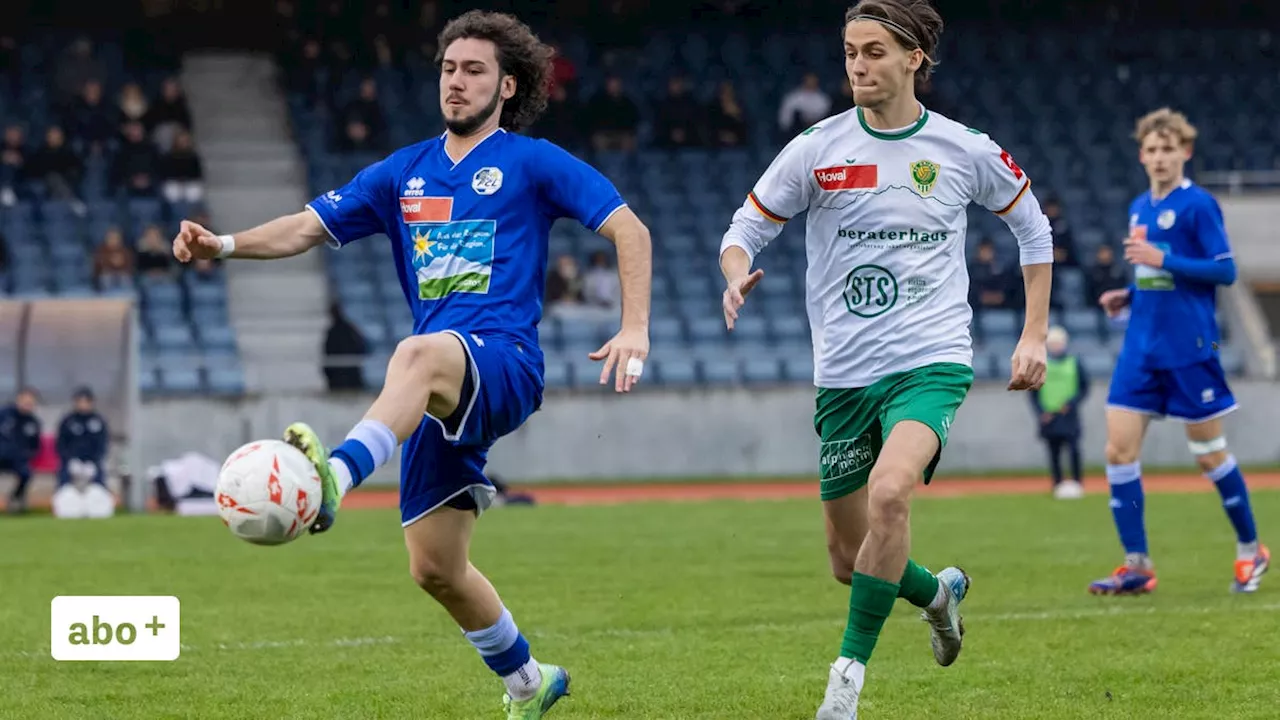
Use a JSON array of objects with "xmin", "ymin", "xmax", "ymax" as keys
[
  {"xmin": 1090, "ymin": 108, "xmax": 1268, "ymax": 596},
  {"xmin": 171, "ymin": 11, "xmax": 653, "ymax": 718}
]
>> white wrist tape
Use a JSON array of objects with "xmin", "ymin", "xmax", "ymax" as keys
[{"xmin": 216, "ymin": 234, "xmax": 235, "ymax": 259}]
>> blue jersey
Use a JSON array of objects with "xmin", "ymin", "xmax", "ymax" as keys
[
  {"xmin": 1122, "ymin": 179, "xmax": 1232, "ymax": 370},
  {"xmin": 307, "ymin": 129, "xmax": 626, "ymax": 364}
]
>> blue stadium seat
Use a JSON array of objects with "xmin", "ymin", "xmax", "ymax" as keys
[
  {"xmin": 138, "ymin": 368, "xmax": 160, "ymax": 394},
  {"xmin": 197, "ymin": 324, "xmax": 237, "ymax": 350},
  {"xmin": 701, "ymin": 357, "xmax": 740, "ymax": 384},
  {"xmin": 159, "ymin": 367, "xmax": 203, "ymax": 393},
  {"xmin": 687, "ymin": 316, "xmax": 728, "ymax": 346},
  {"xmin": 543, "ymin": 359, "xmax": 571, "ymax": 388},
  {"xmin": 655, "ymin": 357, "xmax": 699, "ymax": 385},
  {"xmin": 742, "ymin": 357, "xmax": 781, "ymax": 383},
  {"xmin": 977, "ymin": 309, "xmax": 1020, "ymax": 339},
  {"xmin": 1062, "ymin": 308, "xmax": 1102, "ymax": 340},
  {"xmin": 206, "ymin": 366, "xmax": 246, "ymax": 394},
  {"xmin": 153, "ymin": 324, "xmax": 195, "ymax": 351}
]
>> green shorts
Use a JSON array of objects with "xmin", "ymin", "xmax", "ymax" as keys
[{"xmin": 814, "ymin": 362, "xmax": 974, "ymax": 501}]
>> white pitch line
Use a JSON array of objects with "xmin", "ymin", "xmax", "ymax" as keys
[{"xmin": 11, "ymin": 602, "xmax": 1280, "ymax": 660}]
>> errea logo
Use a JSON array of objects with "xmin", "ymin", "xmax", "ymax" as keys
[{"xmin": 404, "ymin": 177, "xmax": 427, "ymax": 197}]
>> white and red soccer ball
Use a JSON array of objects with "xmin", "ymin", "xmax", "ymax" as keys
[{"xmin": 215, "ymin": 440, "xmax": 322, "ymax": 545}]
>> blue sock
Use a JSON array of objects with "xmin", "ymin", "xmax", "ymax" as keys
[
  {"xmin": 1107, "ymin": 462, "xmax": 1148, "ymax": 555},
  {"xmin": 1206, "ymin": 454, "xmax": 1258, "ymax": 545},
  {"xmin": 330, "ymin": 419, "xmax": 397, "ymax": 489},
  {"xmin": 463, "ymin": 608, "xmax": 540, "ymax": 697}
]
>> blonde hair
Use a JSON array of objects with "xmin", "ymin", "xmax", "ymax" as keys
[{"xmin": 1133, "ymin": 107, "xmax": 1198, "ymax": 148}]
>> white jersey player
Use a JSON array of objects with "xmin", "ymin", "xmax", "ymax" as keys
[{"xmin": 716, "ymin": 2, "xmax": 1054, "ymax": 718}]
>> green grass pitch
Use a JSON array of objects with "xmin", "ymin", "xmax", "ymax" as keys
[{"xmin": 3, "ymin": 490, "xmax": 1278, "ymax": 719}]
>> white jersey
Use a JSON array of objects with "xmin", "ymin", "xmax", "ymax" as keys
[{"xmin": 721, "ymin": 104, "xmax": 1054, "ymax": 388}]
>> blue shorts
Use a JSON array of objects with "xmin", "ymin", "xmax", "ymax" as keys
[
  {"xmin": 1106, "ymin": 355, "xmax": 1237, "ymax": 423},
  {"xmin": 398, "ymin": 330, "xmax": 543, "ymax": 526}
]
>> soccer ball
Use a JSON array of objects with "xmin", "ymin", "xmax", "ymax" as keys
[{"xmin": 215, "ymin": 439, "xmax": 322, "ymax": 545}]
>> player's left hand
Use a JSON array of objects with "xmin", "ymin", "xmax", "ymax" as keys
[
  {"xmin": 1008, "ymin": 337, "xmax": 1047, "ymax": 391},
  {"xmin": 1123, "ymin": 235, "xmax": 1165, "ymax": 268},
  {"xmin": 589, "ymin": 326, "xmax": 650, "ymax": 393}
]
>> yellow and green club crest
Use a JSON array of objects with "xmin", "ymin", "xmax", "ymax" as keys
[{"xmin": 909, "ymin": 159, "xmax": 940, "ymax": 195}]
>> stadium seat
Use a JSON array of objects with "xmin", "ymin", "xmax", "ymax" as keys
[
  {"xmin": 159, "ymin": 366, "xmax": 203, "ymax": 393},
  {"xmin": 701, "ymin": 357, "xmax": 740, "ymax": 384},
  {"xmin": 543, "ymin": 359, "xmax": 571, "ymax": 388},
  {"xmin": 655, "ymin": 357, "xmax": 699, "ymax": 385},
  {"xmin": 742, "ymin": 356, "xmax": 782, "ymax": 383}
]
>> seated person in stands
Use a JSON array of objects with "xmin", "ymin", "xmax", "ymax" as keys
[
  {"xmin": 0, "ymin": 387, "xmax": 42, "ymax": 513},
  {"xmin": 55, "ymin": 387, "xmax": 109, "ymax": 489}
]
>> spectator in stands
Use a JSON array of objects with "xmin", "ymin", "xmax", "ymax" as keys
[
  {"xmin": 585, "ymin": 76, "xmax": 640, "ymax": 152},
  {"xmin": 159, "ymin": 129, "xmax": 205, "ymax": 204},
  {"xmin": 968, "ymin": 238, "xmax": 1019, "ymax": 315},
  {"xmin": 0, "ymin": 228, "xmax": 9, "ymax": 288},
  {"xmin": 55, "ymin": 387, "xmax": 109, "ymax": 491},
  {"xmin": 0, "ymin": 123, "xmax": 25, "ymax": 207},
  {"xmin": 189, "ymin": 257, "xmax": 222, "ymax": 282},
  {"xmin": 653, "ymin": 75, "xmax": 706, "ymax": 149},
  {"xmin": 777, "ymin": 72, "xmax": 831, "ymax": 137},
  {"xmin": 65, "ymin": 80, "xmax": 116, "ymax": 156},
  {"xmin": 339, "ymin": 77, "xmax": 388, "ymax": 152},
  {"xmin": 286, "ymin": 38, "xmax": 326, "ymax": 105},
  {"xmin": 111, "ymin": 120, "xmax": 160, "ymax": 197},
  {"xmin": 548, "ymin": 42, "xmax": 577, "ymax": 96},
  {"xmin": 135, "ymin": 225, "xmax": 174, "ymax": 278},
  {"xmin": 0, "ymin": 387, "xmax": 41, "ymax": 514},
  {"xmin": 54, "ymin": 37, "xmax": 106, "ymax": 107},
  {"xmin": 26, "ymin": 125, "xmax": 84, "ymax": 206},
  {"xmin": 1029, "ymin": 326, "xmax": 1090, "ymax": 499},
  {"xmin": 338, "ymin": 119, "xmax": 381, "ymax": 153},
  {"xmin": 1086, "ymin": 244, "xmax": 1130, "ymax": 303},
  {"xmin": 707, "ymin": 81, "xmax": 748, "ymax": 148},
  {"xmin": 93, "ymin": 228, "xmax": 134, "ymax": 291},
  {"xmin": 1045, "ymin": 195, "xmax": 1079, "ymax": 267},
  {"xmin": 323, "ymin": 301, "xmax": 368, "ymax": 391},
  {"xmin": 546, "ymin": 253, "xmax": 585, "ymax": 309},
  {"xmin": 532, "ymin": 83, "xmax": 583, "ymax": 151},
  {"xmin": 833, "ymin": 79, "xmax": 855, "ymax": 113},
  {"xmin": 118, "ymin": 82, "xmax": 150, "ymax": 127},
  {"xmin": 0, "ymin": 35, "xmax": 17, "ymax": 94},
  {"xmin": 145, "ymin": 76, "xmax": 194, "ymax": 151},
  {"xmin": 583, "ymin": 250, "xmax": 622, "ymax": 310}
]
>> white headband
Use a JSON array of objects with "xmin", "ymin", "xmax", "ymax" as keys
[{"xmin": 848, "ymin": 14, "xmax": 936, "ymax": 66}]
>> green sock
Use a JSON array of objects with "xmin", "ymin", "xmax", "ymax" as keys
[
  {"xmin": 898, "ymin": 559, "xmax": 941, "ymax": 608},
  {"xmin": 841, "ymin": 572, "xmax": 900, "ymax": 663}
]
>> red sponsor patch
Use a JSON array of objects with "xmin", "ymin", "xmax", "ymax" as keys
[
  {"xmin": 814, "ymin": 165, "xmax": 878, "ymax": 191},
  {"xmin": 400, "ymin": 197, "xmax": 453, "ymax": 223},
  {"xmin": 999, "ymin": 150, "xmax": 1024, "ymax": 180}
]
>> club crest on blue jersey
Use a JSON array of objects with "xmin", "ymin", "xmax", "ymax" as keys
[{"xmin": 472, "ymin": 167, "xmax": 503, "ymax": 196}]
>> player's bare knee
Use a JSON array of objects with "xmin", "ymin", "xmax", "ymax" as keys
[
  {"xmin": 867, "ymin": 467, "xmax": 916, "ymax": 527},
  {"xmin": 827, "ymin": 542, "xmax": 857, "ymax": 585},
  {"xmin": 1105, "ymin": 439, "xmax": 1139, "ymax": 466},
  {"xmin": 392, "ymin": 334, "xmax": 456, "ymax": 385},
  {"xmin": 408, "ymin": 552, "xmax": 465, "ymax": 597}
]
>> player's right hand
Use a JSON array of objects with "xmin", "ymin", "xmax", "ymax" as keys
[
  {"xmin": 722, "ymin": 269, "xmax": 764, "ymax": 330},
  {"xmin": 172, "ymin": 220, "xmax": 222, "ymax": 263},
  {"xmin": 1098, "ymin": 288, "xmax": 1131, "ymax": 318}
]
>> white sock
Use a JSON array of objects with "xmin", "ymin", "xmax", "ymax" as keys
[
  {"xmin": 327, "ymin": 458, "xmax": 354, "ymax": 498},
  {"xmin": 1124, "ymin": 552, "xmax": 1153, "ymax": 570},
  {"xmin": 832, "ymin": 657, "xmax": 866, "ymax": 691},
  {"xmin": 504, "ymin": 658, "xmax": 542, "ymax": 701},
  {"xmin": 1238, "ymin": 541, "xmax": 1260, "ymax": 560},
  {"xmin": 926, "ymin": 579, "xmax": 948, "ymax": 613}
]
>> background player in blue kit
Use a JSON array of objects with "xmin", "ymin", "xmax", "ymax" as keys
[
  {"xmin": 1090, "ymin": 108, "xmax": 1269, "ymax": 596},
  {"xmin": 171, "ymin": 10, "xmax": 653, "ymax": 718}
]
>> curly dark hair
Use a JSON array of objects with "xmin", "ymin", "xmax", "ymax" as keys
[
  {"xmin": 845, "ymin": 0, "xmax": 945, "ymax": 85},
  {"xmin": 435, "ymin": 10, "xmax": 552, "ymax": 132}
]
